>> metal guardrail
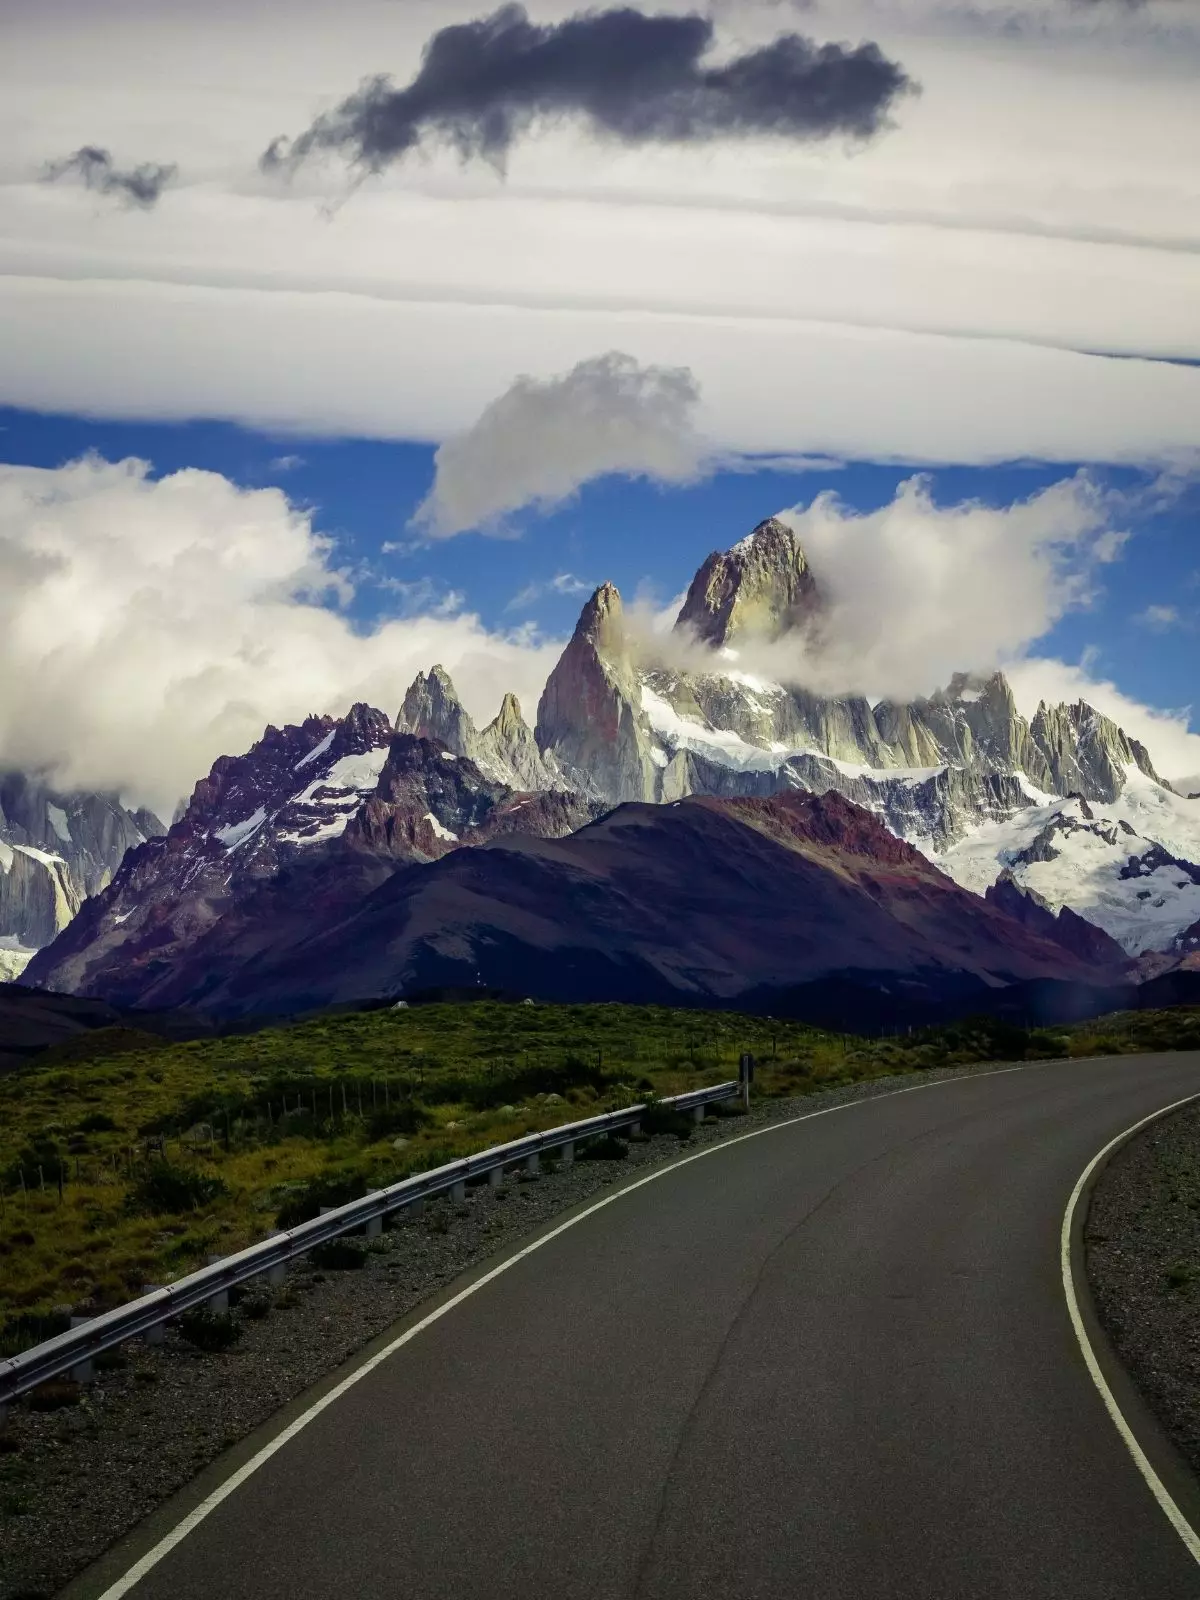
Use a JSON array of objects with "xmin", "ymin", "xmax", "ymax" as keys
[{"xmin": 0, "ymin": 1081, "xmax": 739, "ymax": 1413}]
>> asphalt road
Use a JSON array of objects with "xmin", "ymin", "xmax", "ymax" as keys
[{"xmin": 93, "ymin": 1055, "xmax": 1200, "ymax": 1599}]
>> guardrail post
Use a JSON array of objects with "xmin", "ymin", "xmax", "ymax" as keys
[
  {"xmin": 488, "ymin": 1166, "xmax": 503, "ymax": 1189},
  {"xmin": 525, "ymin": 1152, "xmax": 539, "ymax": 1176},
  {"xmin": 68, "ymin": 1316, "xmax": 95, "ymax": 1384},
  {"xmin": 141, "ymin": 1286, "xmax": 167, "ymax": 1344},
  {"xmin": 628, "ymin": 1121, "xmax": 641, "ymax": 1138},
  {"xmin": 408, "ymin": 1197, "xmax": 425, "ymax": 1216},
  {"xmin": 692, "ymin": 1104, "xmax": 704, "ymax": 1125},
  {"xmin": 365, "ymin": 1215, "xmax": 383, "ymax": 1241},
  {"xmin": 450, "ymin": 1180, "xmax": 467, "ymax": 1203},
  {"xmin": 560, "ymin": 1141, "xmax": 574, "ymax": 1166},
  {"xmin": 204, "ymin": 1257, "xmax": 229, "ymax": 1313}
]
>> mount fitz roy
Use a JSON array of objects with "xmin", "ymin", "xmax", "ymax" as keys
[{"xmin": 21, "ymin": 516, "xmax": 1200, "ymax": 1019}]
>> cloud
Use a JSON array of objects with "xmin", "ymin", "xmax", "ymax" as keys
[
  {"xmin": 506, "ymin": 572, "xmax": 592, "ymax": 611},
  {"xmin": 263, "ymin": 3, "xmax": 914, "ymax": 177},
  {"xmin": 0, "ymin": 455, "xmax": 559, "ymax": 815},
  {"xmin": 1135, "ymin": 602, "xmax": 1182, "ymax": 630},
  {"xmin": 415, "ymin": 351, "xmax": 714, "ymax": 536},
  {"xmin": 41, "ymin": 146, "xmax": 177, "ymax": 209},
  {"xmin": 648, "ymin": 472, "xmax": 1129, "ymax": 703}
]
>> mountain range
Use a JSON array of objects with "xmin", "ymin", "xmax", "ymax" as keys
[{"xmin": 15, "ymin": 516, "xmax": 1200, "ymax": 1021}]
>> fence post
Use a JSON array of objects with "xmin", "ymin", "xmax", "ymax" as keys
[
  {"xmin": 692, "ymin": 1104, "xmax": 704, "ymax": 1125},
  {"xmin": 365, "ymin": 1215, "xmax": 383, "ymax": 1240},
  {"xmin": 560, "ymin": 1141, "xmax": 574, "ymax": 1166},
  {"xmin": 488, "ymin": 1166, "xmax": 503, "ymax": 1188},
  {"xmin": 450, "ymin": 1180, "xmax": 467, "ymax": 1203}
]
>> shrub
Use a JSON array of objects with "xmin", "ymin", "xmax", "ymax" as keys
[
  {"xmin": 275, "ymin": 1170, "xmax": 368, "ymax": 1228},
  {"xmin": 77, "ymin": 1112, "xmax": 117, "ymax": 1133},
  {"xmin": 132, "ymin": 1162, "xmax": 228, "ymax": 1215},
  {"xmin": 1024, "ymin": 1031, "xmax": 1068, "ymax": 1059},
  {"xmin": 178, "ymin": 1309, "xmax": 241, "ymax": 1352},
  {"xmin": 580, "ymin": 1133, "xmax": 628, "ymax": 1162},
  {"xmin": 637, "ymin": 1096, "xmax": 695, "ymax": 1140},
  {"xmin": 366, "ymin": 1101, "xmax": 432, "ymax": 1142},
  {"xmin": 310, "ymin": 1238, "xmax": 367, "ymax": 1271}
]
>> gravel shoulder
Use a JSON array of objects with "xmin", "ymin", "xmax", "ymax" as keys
[
  {"xmin": 1, "ymin": 1059, "xmax": 1031, "ymax": 1600},
  {"xmin": 1085, "ymin": 1096, "xmax": 1200, "ymax": 1482}
]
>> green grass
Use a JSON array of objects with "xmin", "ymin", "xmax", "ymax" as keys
[{"xmin": 1, "ymin": 999, "xmax": 1196, "ymax": 1344}]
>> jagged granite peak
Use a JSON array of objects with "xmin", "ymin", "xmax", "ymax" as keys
[
  {"xmin": 536, "ymin": 584, "xmax": 658, "ymax": 804},
  {"xmin": 1028, "ymin": 699, "xmax": 1161, "ymax": 805},
  {"xmin": 397, "ymin": 665, "xmax": 478, "ymax": 760},
  {"xmin": 673, "ymin": 517, "xmax": 821, "ymax": 649},
  {"xmin": 399, "ymin": 669, "xmax": 563, "ymax": 792}
]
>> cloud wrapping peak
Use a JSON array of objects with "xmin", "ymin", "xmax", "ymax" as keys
[
  {"xmin": 263, "ymin": 3, "xmax": 914, "ymax": 176},
  {"xmin": 641, "ymin": 473, "xmax": 1131, "ymax": 704},
  {"xmin": 42, "ymin": 146, "xmax": 177, "ymax": 208},
  {"xmin": 416, "ymin": 351, "xmax": 713, "ymax": 537}
]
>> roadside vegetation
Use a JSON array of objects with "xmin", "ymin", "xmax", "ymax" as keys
[{"xmin": 2, "ymin": 1000, "xmax": 1197, "ymax": 1346}]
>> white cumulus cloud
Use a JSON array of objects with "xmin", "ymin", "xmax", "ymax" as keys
[
  {"xmin": 415, "ymin": 352, "xmax": 713, "ymax": 537},
  {"xmin": 0, "ymin": 455, "xmax": 560, "ymax": 815}
]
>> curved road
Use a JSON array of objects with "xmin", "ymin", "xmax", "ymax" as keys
[{"xmin": 80, "ymin": 1054, "xmax": 1200, "ymax": 1599}]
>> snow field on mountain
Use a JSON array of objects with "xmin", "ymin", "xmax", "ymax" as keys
[{"xmin": 936, "ymin": 771, "xmax": 1200, "ymax": 955}]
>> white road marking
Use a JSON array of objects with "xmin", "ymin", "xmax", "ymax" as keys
[
  {"xmin": 94, "ymin": 1058, "xmax": 1085, "ymax": 1596},
  {"xmin": 1061, "ymin": 1092, "xmax": 1200, "ymax": 1570}
]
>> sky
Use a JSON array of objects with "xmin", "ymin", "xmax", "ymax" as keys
[{"xmin": 0, "ymin": 0, "xmax": 1198, "ymax": 813}]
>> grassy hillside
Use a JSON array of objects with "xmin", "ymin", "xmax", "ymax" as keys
[{"xmin": 2, "ymin": 1000, "xmax": 1197, "ymax": 1348}]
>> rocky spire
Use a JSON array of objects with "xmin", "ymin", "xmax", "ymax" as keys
[
  {"xmin": 535, "ymin": 584, "xmax": 658, "ymax": 803},
  {"xmin": 475, "ymin": 693, "xmax": 562, "ymax": 792},
  {"xmin": 397, "ymin": 665, "xmax": 478, "ymax": 759},
  {"xmin": 673, "ymin": 517, "xmax": 822, "ymax": 649}
]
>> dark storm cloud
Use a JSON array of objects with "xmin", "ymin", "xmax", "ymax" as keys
[
  {"xmin": 262, "ymin": 3, "xmax": 915, "ymax": 176},
  {"xmin": 42, "ymin": 146, "xmax": 177, "ymax": 208}
]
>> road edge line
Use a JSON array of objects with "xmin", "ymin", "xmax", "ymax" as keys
[
  {"xmin": 1061, "ymin": 1090, "xmax": 1200, "ymax": 1569},
  {"xmin": 91, "ymin": 1056, "xmax": 1049, "ymax": 1598}
]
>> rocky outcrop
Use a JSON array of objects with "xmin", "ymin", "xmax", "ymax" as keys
[
  {"xmin": 674, "ymin": 517, "xmax": 821, "ymax": 648},
  {"xmin": 984, "ymin": 871, "xmax": 1128, "ymax": 969}
]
